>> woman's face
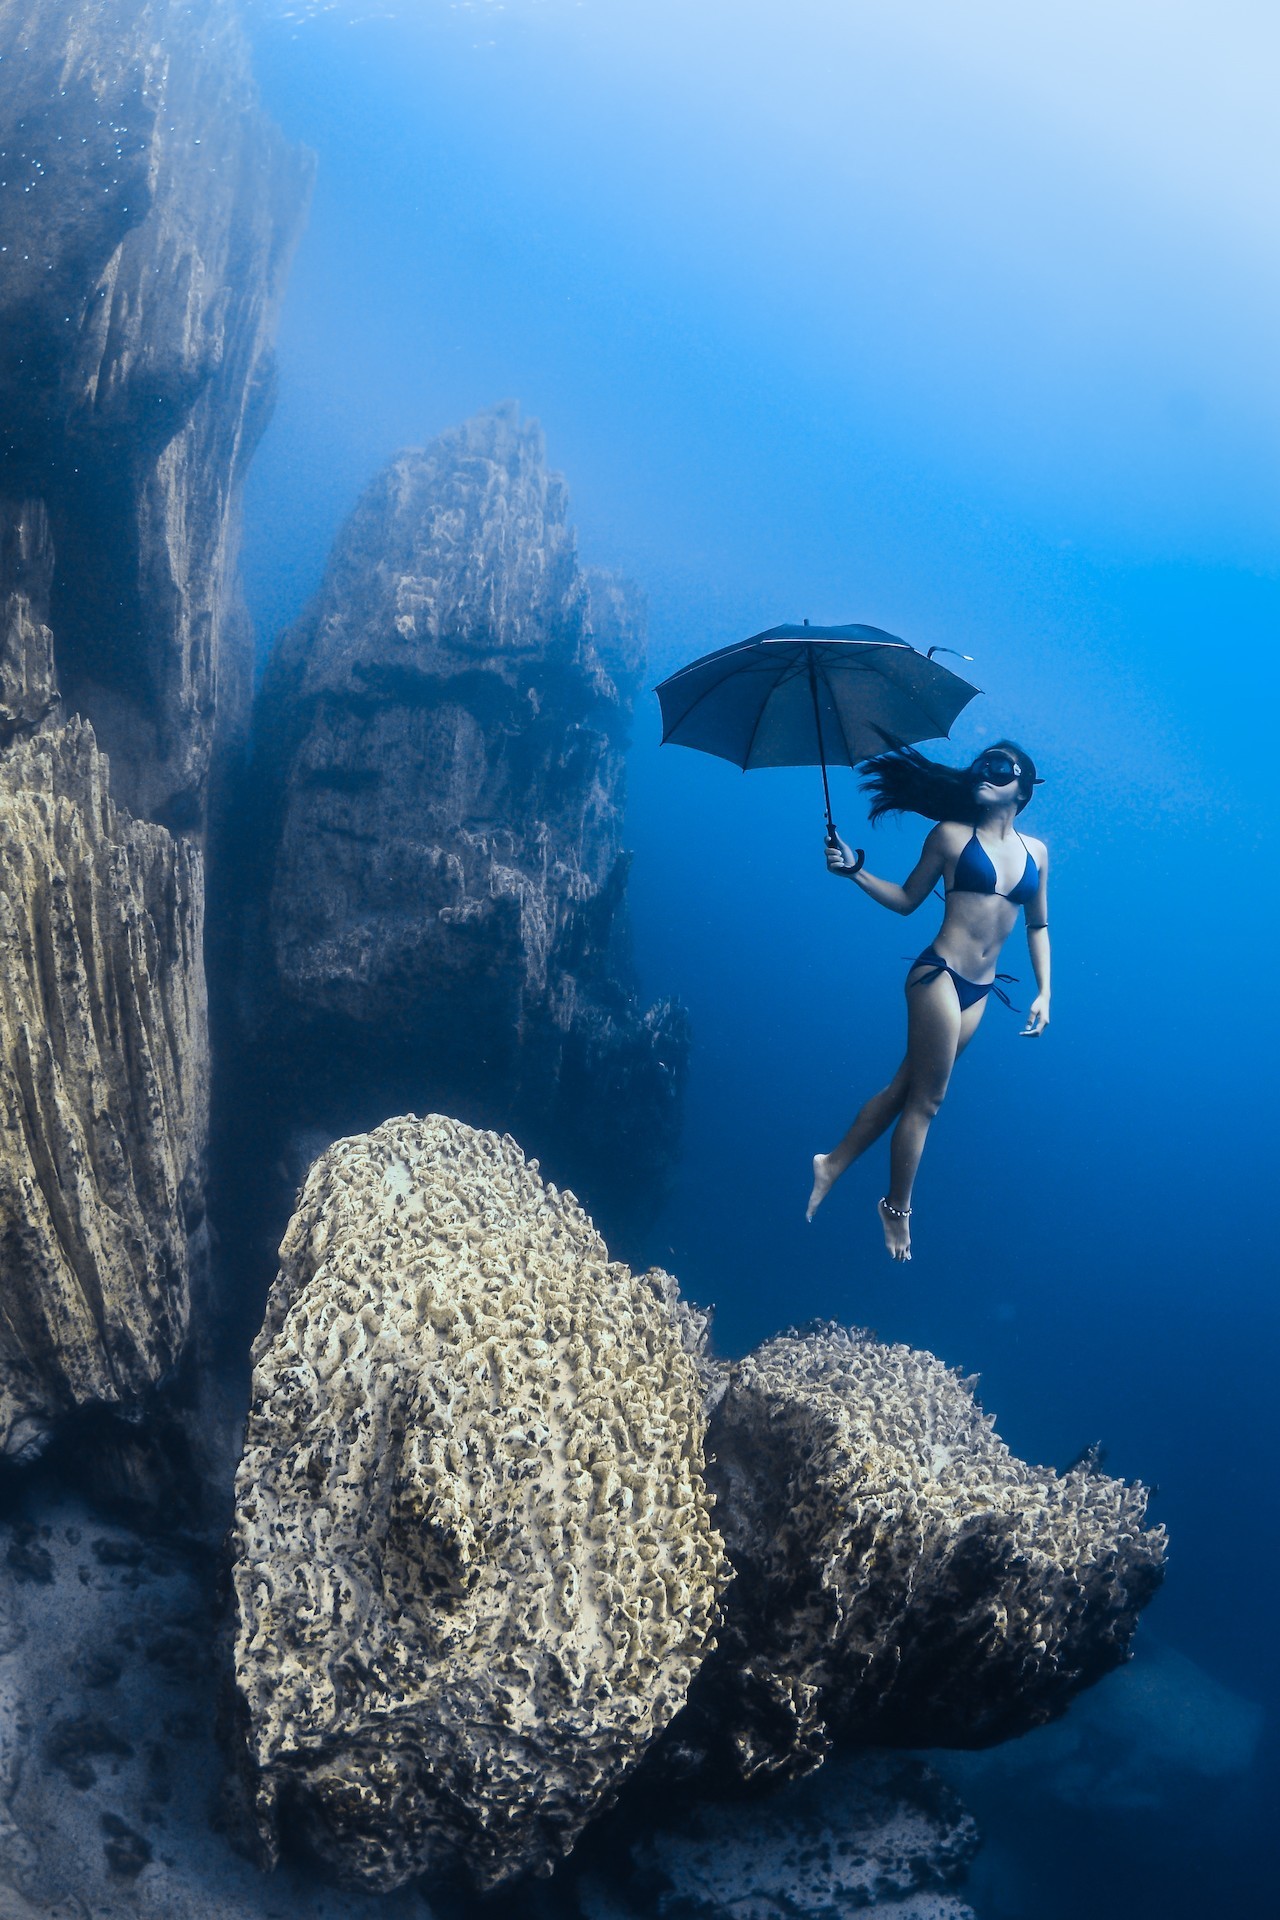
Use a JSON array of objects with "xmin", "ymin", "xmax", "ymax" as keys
[{"xmin": 970, "ymin": 748, "xmax": 1024, "ymax": 809}]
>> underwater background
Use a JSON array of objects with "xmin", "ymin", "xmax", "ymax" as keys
[{"xmin": 234, "ymin": 1, "xmax": 1277, "ymax": 1912}]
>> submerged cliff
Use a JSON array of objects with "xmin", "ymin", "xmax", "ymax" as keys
[
  {"xmin": 245, "ymin": 407, "xmax": 688, "ymax": 1245},
  {"xmin": 0, "ymin": 0, "xmax": 313, "ymax": 829},
  {"xmin": 0, "ymin": 0, "xmax": 310, "ymax": 1452}
]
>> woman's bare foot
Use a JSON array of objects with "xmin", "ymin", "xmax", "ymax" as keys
[
  {"xmin": 807, "ymin": 1153, "xmax": 838, "ymax": 1221},
  {"xmin": 878, "ymin": 1197, "xmax": 912, "ymax": 1261}
]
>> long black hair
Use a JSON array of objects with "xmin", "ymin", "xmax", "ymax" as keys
[{"xmin": 861, "ymin": 738, "xmax": 1041, "ymax": 825}]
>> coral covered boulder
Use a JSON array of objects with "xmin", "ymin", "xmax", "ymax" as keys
[
  {"xmin": 229, "ymin": 1115, "xmax": 725, "ymax": 1893},
  {"xmin": 692, "ymin": 1326, "xmax": 1166, "ymax": 1779}
]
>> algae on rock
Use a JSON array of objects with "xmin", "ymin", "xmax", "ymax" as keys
[{"xmin": 229, "ymin": 1114, "xmax": 725, "ymax": 1893}]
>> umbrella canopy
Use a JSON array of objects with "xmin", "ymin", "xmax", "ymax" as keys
[{"xmin": 655, "ymin": 622, "xmax": 980, "ymax": 836}]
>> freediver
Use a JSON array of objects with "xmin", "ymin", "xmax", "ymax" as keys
[{"xmin": 806, "ymin": 741, "xmax": 1050, "ymax": 1261}]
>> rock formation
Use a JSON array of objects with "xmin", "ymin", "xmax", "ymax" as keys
[
  {"xmin": 248, "ymin": 407, "xmax": 688, "ymax": 1243},
  {"xmin": 229, "ymin": 1114, "xmax": 725, "ymax": 1894},
  {"xmin": 0, "ymin": 0, "xmax": 309, "ymax": 1453},
  {"xmin": 0, "ymin": 719, "xmax": 207, "ymax": 1458},
  {"xmin": 689, "ymin": 1326, "xmax": 1166, "ymax": 1779},
  {"xmin": 229, "ymin": 1116, "xmax": 1165, "ymax": 1897},
  {"xmin": 0, "ymin": 0, "xmax": 313, "ymax": 829},
  {"xmin": 0, "ymin": 501, "xmax": 59, "ymax": 743}
]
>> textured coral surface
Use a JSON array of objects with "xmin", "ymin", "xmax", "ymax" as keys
[
  {"xmin": 0, "ymin": 720, "xmax": 207, "ymax": 1457},
  {"xmin": 699, "ymin": 1325, "xmax": 1166, "ymax": 1777},
  {"xmin": 230, "ymin": 1115, "xmax": 724, "ymax": 1892}
]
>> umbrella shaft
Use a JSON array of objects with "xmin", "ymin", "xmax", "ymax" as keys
[{"xmin": 806, "ymin": 654, "xmax": 835, "ymax": 836}]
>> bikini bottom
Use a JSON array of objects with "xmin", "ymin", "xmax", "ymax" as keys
[{"xmin": 908, "ymin": 945, "xmax": 1018, "ymax": 1013}]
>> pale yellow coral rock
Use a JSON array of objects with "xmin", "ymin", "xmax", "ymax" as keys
[
  {"xmin": 700, "ymin": 1325, "xmax": 1166, "ymax": 1780},
  {"xmin": 230, "ymin": 1114, "xmax": 726, "ymax": 1893},
  {"xmin": 0, "ymin": 719, "xmax": 207, "ymax": 1457}
]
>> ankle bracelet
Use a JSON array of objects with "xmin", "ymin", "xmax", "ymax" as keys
[{"xmin": 880, "ymin": 1197, "xmax": 911, "ymax": 1219}]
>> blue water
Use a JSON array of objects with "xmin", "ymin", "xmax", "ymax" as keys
[{"xmin": 241, "ymin": 3, "xmax": 1279, "ymax": 1909}]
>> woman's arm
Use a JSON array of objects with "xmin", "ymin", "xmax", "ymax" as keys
[
  {"xmin": 825, "ymin": 824, "xmax": 948, "ymax": 915},
  {"xmin": 1021, "ymin": 844, "xmax": 1050, "ymax": 1036}
]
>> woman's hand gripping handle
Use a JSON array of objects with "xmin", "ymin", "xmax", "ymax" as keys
[{"xmin": 825, "ymin": 829, "xmax": 865, "ymax": 877}]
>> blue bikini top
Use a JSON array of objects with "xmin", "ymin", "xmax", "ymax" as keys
[{"xmin": 949, "ymin": 829, "xmax": 1039, "ymax": 907}]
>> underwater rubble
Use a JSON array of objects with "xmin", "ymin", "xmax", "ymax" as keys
[
  {"xmin": 0, "ymin": 1487, "xmax": 429, "ymax": 1920},
  {"xmin": 576, "ymin": 1752, "xmax": 980, "ymax": 1920}
]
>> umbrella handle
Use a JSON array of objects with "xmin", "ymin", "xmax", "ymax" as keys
[{"xmin": 825, "ymin": 822, "xmax": 866, "ymax": 872}]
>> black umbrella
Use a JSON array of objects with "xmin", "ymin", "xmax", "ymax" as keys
[{"xmin": 655, "ymin": 621, "xmax": 979, "ymax": 844}]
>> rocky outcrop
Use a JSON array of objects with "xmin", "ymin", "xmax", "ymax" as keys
[
  {"xmin": 0, "ymin": 0, "xmax": 309, "ymax": 1455},
  {"xmin": 689, "ymin": 1326, "xmax": 1166, "ymax": 1779},
  {"xmin": 0, "ymin": 0, "xmax": 313, "ymax": 828},
  {"xmin": 229, "ymin": 1114, "xmax": 724, "ymax": 1893},
  {"xmin": 0, "ymin": 720, "xmax": 207, "ymax": 1458},
  {"xmin": 229, "ymin": 1117, "xmax": 1165, "ymax": 1897},
  {"xmin": 248, "ymin": 407, "xmax": 688, "ymax": 1241}
]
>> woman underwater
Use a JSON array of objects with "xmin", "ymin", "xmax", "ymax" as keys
[{"xmin": 806, "ymin": 741, "xmax": 1050, "ymax": 1261}]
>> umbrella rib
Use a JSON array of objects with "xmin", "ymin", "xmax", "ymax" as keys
[
  {"xmin": 817, "ymin": 657, "xmax": 862, "ymax": 774},
  {"xmin": 660, "ymin": 645, "xmax": 802, "ymax": 733},
  {"xmin": 658, "ymin": 647, "xmax": 801, "ymax": 741},
  {"xmin": 745, "ymin": 651, "xmax": 808, "ymax": 764},
  {"xmin": 739, "ymin": 677, "xmax": 775, "ymax": 770}
]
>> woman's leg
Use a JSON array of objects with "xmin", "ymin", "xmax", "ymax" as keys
[
  {"xmin": 879, "ymin": 979, "xmax": 986, "ymax": 1260},
  {"xmin": 807, "ymin": 1058, "xmax": 911, "ymax": 1220}
]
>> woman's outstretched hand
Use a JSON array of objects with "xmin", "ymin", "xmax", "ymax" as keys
[
  {"xmin": 1020, "ymin": 995, "xmax": 1050, "ymax": 1037},
  {"xmin": 825, "ymin": 832, "xmax": 862, "ymax": 876}
]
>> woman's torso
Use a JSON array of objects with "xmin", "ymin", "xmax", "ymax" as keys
[{"xmin": 932, "ymin": 822, "xmax": 1040, "ymax": 981}]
